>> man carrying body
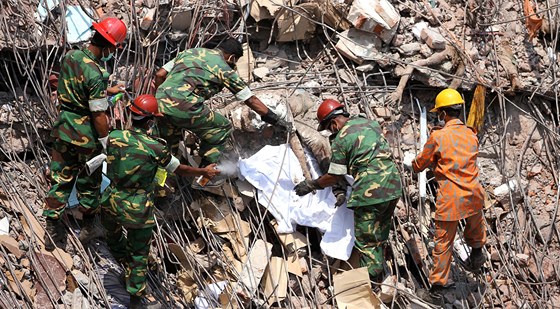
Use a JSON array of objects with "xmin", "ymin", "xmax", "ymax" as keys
[
  {"xmin": 43, "ymin": 17, "xmax": 127, "ymax": 251},
  {"xmin": 405, "ymin": 88, "xmax": 487, "ymax": 305},
  {"xmin": 154, "ymin": 38, "xmax": 291, "ymax": 184},
  {"xmin": 100, "ymin": 95, "xmax": 219, "ymax": 308},
  {"xmin": 294, "ymin": 99, "xmax": 402, "ymax": 280}
]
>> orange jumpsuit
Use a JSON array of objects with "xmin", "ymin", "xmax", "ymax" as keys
[{"xmin": 412, "ymin": 119, "xmax": 487, "ymax": 286}]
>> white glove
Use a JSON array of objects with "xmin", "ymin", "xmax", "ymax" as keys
[
  {"xmin": 98, "ymin": 136, "xmax": 109, "ymax": 153},
  {"xmin": 402, "ymin": 152, "xmax": 416, "ymax": 170}
]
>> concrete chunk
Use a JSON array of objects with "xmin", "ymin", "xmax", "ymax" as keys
[
  {"xmin": 346, "ymin": 0, "xmax": 400, "ymax": 43},
  {"xmin": 421, "ymin": 27, "xmax": 447, "ymax": 50}
]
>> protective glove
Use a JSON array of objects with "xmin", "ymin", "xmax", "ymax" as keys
[
  {"xmin": 402, "ymin": 152, "xmax": 416, "ymax": 170},
  {"xmin": 261, "ymin": 109, "xmax": 294, "ymax": 132},
  {"xmin": 335, "ymin": 192, "xmax": 346, "ymax": 207},
  {"xmin": 98, "ymin": 136, "xmax": 109, "ymax": 153},
  {"xmin": 294, "ymin": 179, "xmax": 322, "ymax": 196}
]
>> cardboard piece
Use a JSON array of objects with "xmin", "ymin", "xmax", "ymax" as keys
[
  {"xmin": 276, "ymin": 3, "xmax": 318, "ymax": 42},
  {"xmin": 286, "ymin": 253, "xmax": 303, "ymax": 277},
  {"xmin": 236, "ymin": 239, "xmax": 273, "ymax": 297},
  {"xmin": 236, "ymin": 43, "xmax": 255, "ymax": 83},
  {"xmin": 0, "ymin": 235, "xmax": 23, "ymax": 258},
  {"xmin": 333, "ymin": 267, "xmax": 383, "ymax": 309},
  {"xmin": 277, "ymin": 231, "xmax": 308, "ymax": 254},
  {"xmin": 262, "ymin": 257, "xmax": 288, "ymax": 305},
  {"xmin": 250, "ymin": 0, "xmax": 284, "ymax": 21}
]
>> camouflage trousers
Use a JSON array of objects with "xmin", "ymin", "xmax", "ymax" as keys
[
  {"xmin": 103, "ymin": 214, "xmax": 153, "ymax": 296},
  {"xmin": 157, "ymin": 104, "xmax": 232, "ymax": 165},
  {"xmin": 43, "ymin": 138, "xmax": 101, "ymax": 220},
  {"xmin": 352, "ymin": 198, "xmax": 399, "ymax": 277}
]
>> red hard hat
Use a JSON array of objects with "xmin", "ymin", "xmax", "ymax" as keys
[
  {"xmin": 92, "ymin": 17, "xmax": 127, "ymax": 46},
  {"xmin": 317, "ymin": 99, "xmax": 344, "ymax": 130},
  {"xmin": 130, "ymin": 94, "xmax": 163, "ymax": 117}
]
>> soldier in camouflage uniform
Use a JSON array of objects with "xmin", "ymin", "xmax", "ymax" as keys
[
  {"xmin": 294, "ymin": 99, "xmax": 402, "ymax": 280},
  {"xmin": 43, "ymin": 18, "xmax": 128, "ymax": 251},
  {"xmin": 101, "ymin": 95, "xmax": 219, "ymax": 308},
  {"xmin": 154, "ymin": 38, "xmax": 291, "ymax": 180}
]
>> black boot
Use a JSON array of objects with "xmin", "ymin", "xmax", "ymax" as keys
[
  {"xmin": 464, "ymin": 247, "xmax": 486, "ymax": 272},
  {"xmin": 129, "ymin": 295, "xmax": 142, "ymax": 309},
  {"xmin": 78, "ymin": 215, "xmax": 102, "ymax": 244},
  {"xmin": 44, "ymin": 218, "xmax": 65, "ymax": 251},
  {"xmin": 420, "ymin": 284, "xmax": 444, "ymax": 307}
]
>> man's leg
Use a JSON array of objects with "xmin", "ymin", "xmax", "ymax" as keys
[
  {"xmin": 187, "ymin": 107, "xmax": 233, "ymax": 165},
  {"xmin": 463, "ymin": 211, "xmax": 487, "ymax": 271},
  {"xmin": 352, "ymin": 198, "xmax": 398, "ymax": 278},
  {"xmin": 429, "ymin": 220, "xmax": 458, "ymax": 286},
  {"xmin": 102, "ymin": 214, "xmax": 128, "ymax": 262},
  {"xmin": 75, "ymin": 151, "xmax": 103, "ymax": 243},
  {"xmin": 43, "ymin": 139, "xmax": 81, "ymax": 251},
  {"xmin": 125, "ymin": 227, "xmax": 153, "ymax": 297}
]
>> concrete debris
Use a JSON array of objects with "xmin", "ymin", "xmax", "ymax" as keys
[
  {"xmin": 1, "ymin": 0, "xmax": 560, "ymax": 307},
  {"xmin": 346, "ymin": 0, "xmax": 400, "ymax": 43}
]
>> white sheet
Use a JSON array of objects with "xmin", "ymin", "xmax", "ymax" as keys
[{"xmin": 239, "ymin": 144, "xmax": 355, "ymax": 260}]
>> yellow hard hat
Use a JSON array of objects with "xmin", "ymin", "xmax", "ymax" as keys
[{"xmin": 430, "ymin": 88, "xmax": 465, "ymax": 112}]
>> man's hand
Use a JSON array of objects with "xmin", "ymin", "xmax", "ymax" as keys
[
  {"xmin": 202, "ymin": 163, "xmax": 220, "ymax": 178},
  {"xmin": 277, "ymin": 118, "xmax": 294, "ymax": 133},
  {"xmin": 98, "ymin": 136, "xmax": 108, "ymax": 153},
  {"xmin": 107, "ymin": 84, "xmax": 126, "ymax": 95},
  {"xmin": 294, "ymin": 179, "xmax": 321, "ymax": 196},
  {"xmin": 335, "ymin": 193, "xmax": 346, "ymax": 207},
  {"xmin": 402, "ymin": 152, "xmax": 415, "ymax": 170}
]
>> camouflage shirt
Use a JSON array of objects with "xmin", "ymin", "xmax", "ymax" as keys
[
  {"xmin": 101, "ymin": 128, "xmax": 178, "ymax": 228},
  {"xmin": 155, "ymin": 48, "xmax": 252, "ymax": 119},
  {"xmin": 328, "ymin": 117, "xmax": 402, "ymax": 207},
  {"xmin": 53, "ymin": 48, "xmax": 109, "ymax": 149}
]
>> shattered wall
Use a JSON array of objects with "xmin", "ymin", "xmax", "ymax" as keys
[{"xmin": 0, "ymin": 0, "xmax": 559, "ymax": 308}]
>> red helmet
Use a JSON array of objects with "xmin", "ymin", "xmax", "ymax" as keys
[
  {"xmin": 317, "ymin": 99, "xmax": 344, "ymax": 130},
  {"xmin": 92, "ymin": 18, "xmax": 127, "ymax": 46},
  {"xmin": 130, "ymin": 95, "xmax": 163, "ymax": 117}
]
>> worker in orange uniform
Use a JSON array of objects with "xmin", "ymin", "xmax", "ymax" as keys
[{"xmin": 404, "ymin": 88, "xmax": 487, "ymax": 305}]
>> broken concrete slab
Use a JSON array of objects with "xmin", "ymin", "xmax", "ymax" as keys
[
  {"xmin": 276, "ymin": 3, "xmax": 318, "ymax": 42},
  {"xmin": 421, "ymin": 27, "xmax": 447, "ymax": 50},
  {"xmin": 335, "ymin": 28, "xmax": 383, "ymax": 64},
  {"xmin": 346, "ymin": 0, "xmax": 400, "ymax": 43}
]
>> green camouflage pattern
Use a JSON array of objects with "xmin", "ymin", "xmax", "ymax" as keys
[
  {"xmin": 103, "ymin": 213, "xmax": 152, "ymax": 296},
  {"xmin": 353, "ymin": 199, "xmax": 398, "ymax": 277},
  {"xmin": 100, "ymin": 127, "xmax": 173, "ymax": 228},
  {"xmin": 53, "ymin": 48, "xmax": 109, "ymax": 150},
  {"xmin": 43, "ymin": 138, "xmax": 101, "ymax": 220},
  {"xmin": 156, "ymin": 105, "xmax": 232, "ymax": 165},
  {"xmin": 330, "ymin": 117, "xmax": 402, "ymax": 207},
  {"xmin": 155, "ymin": 48, "xmax": 245, "ymax": 164},
  {"xmin": 155, "ymin": 48, "xmax": 247, "ymax": 119}
]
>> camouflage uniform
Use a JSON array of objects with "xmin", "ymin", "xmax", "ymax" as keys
[
  {"xmin": 155, "ymin": 48, "xmax": 253, "ymax": 164},
  {"xmin": 328, "ymin": 117, "xmax": 402, "ymax": 277},
  {"xmin": 100, "ymin": 127, "xmax": 180, "ymax": 296},
  {"xmin": 44, "ymin": 48, "xmax": 108, "ymax": 220}
]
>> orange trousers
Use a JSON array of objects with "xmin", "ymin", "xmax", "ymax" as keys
[{"xmin": 429, "ymin": 210, "xmax": 487, "ymax": 286}]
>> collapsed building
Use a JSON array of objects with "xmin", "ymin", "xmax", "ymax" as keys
[{"xmin": 0, "ymin": 0, "xmax": 559, "ymax": 308}]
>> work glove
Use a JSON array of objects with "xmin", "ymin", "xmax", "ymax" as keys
[
  {"xmin": 98, "ymin": 136, "xmax": 109, "ymax": 153},
  {"xmin": 261, "ymin": 109, "xmax": 294, "ymax": 132},
  {"xmin": 294, "ymin": 179, "xmax": 322, "ymax": 196},
  {"xmin": 402, "ymin": 152, "xmax": 415, "ymax": 171},
  {"xmin": 335, "ymin": 193, "xmax": 346, "ymax": 207}
]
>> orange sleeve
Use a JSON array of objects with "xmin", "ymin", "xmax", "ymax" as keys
[{"xmin": 412, "ymin": 134, "xmax": 438, "ymax": 173}]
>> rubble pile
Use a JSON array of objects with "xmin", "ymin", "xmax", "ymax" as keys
[{"xmin": 1, "ymin": 0, "xmax": 559, "ymax": 308}]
